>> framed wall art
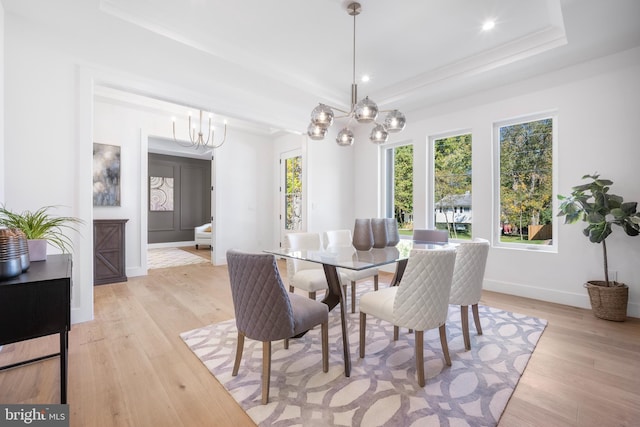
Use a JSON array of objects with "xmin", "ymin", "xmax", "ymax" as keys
[
  {"xmin": 93, "ymin": 143, "xmax": 121, "ymax": 207},
  {"xmin": 149, "ymin": 176, "xmax": 174, "ymax": 211}
]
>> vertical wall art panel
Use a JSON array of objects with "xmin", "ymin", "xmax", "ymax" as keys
[
  {"xmin": 149, "ymin": 176, "xmax": 174, "ymax": 211},
  {"xmin": 93, "ymin": 143, "xmax": 121, "ymax": 206}
]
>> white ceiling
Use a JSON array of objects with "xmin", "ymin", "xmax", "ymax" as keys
[{"xmin": 4, "ymin": 0, "xmax": 640, "ymax": 136}]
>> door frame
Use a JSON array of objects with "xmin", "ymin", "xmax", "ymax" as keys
[{"xmin": 279, "ymin": 148, "xmax": 304, "ymax": 247}]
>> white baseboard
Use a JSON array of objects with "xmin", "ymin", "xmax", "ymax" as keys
[
  {"xmin": 483, "ymin": 279, "xmax": 639, "ymax": 319},
  {"xmin": 127, "ymin": 266, "xmax": 147, "ymax": 278},
  {"xmin": 148, "ymin": 241, "xmax": 195, "ymax": 249}
]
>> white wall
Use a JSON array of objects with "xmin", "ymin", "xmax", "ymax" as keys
[
  {"xmin": 95, "ymin": 98, "xmax": 276, "ymax": 285},
  {"xmin": 4, "ymin": 12, "xmax": 92, "ymax": 322},
  {"xmin": 354, "ymin": 47, "xmax": 640, "ymax": 317},
  {"xmin": 213, "ymin": 128, "xmax": 274, "ymax": 264},
  {"xmin": 4, "ymin": 11, "xmax": 276, "ymax": 323},
  {"xmin": 306, "ymin": 129, "xmax": 356, "ymax": 232}
]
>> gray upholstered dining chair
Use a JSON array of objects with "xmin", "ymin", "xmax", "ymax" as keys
[
  {"xmin": 284, "ymin": 232, "xmax": 347, "ymax": 300},
  {"xmin": 359, "ymin": 248, "xmax": 457, "ymax": 387},
  {"xmin": 226, "ymin": 249, "xmax": 329, "ymax": 404},
  {"xmin": 448, "ymin": 238, "xmax": 490, "ymax": 350},
  {"xmin": 412, "ymin": 228, "xmax": 449, "ymax": 243},
  {"xmin": 324, "ymin": 229, "xmax": 379, "ymax": 313}
]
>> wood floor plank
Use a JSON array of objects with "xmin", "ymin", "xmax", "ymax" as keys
[{"xmin": 1, "ymin": 260, "xmax": 639, "ymax": 426}]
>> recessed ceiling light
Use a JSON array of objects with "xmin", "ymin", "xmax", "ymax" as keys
[{"xmin": 482, "ymin": 20, "xmax": 495, "ymax": 31}]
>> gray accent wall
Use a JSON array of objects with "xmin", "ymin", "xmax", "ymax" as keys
[{"xmin": 148, "ymin": 153, "xmax": 211, "ymax": 244}]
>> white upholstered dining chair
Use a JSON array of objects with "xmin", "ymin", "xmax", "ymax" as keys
[
  {"xmin": 324, "ymin": 229, "xmax": 379, "ymax": 313},
  {"xmin": 448, "ymin": 238, "xmax": 490, "ymax": 350},
  {"xmin": 359, "ymin": 248, "xmax": 457, "ymax": 387},
  {"xmin": 284, "ymin": 232, "xmax": 347, "ymax": 300}
]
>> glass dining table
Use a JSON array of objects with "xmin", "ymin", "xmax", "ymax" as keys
[{"xmin": 265, "ymin": 239, "xmax": 456, "ymax": 377}]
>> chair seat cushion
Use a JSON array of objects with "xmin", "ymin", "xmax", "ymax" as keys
[
  {"xmin": 292, "ymin": 269, "xmax": 348, "ymax": 292},
  {"xmin": 359, "ymin": 287, "xmax": 397, "ymax": 324},
  {"xmin": 289, "ymin": 293, "xmax": 329, "ymax": 335},
  {"xmin": 339, "ymin": 267, "xmax": 379, "ymax": 282}
]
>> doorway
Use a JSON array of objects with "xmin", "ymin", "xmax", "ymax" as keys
[{"xmin": 147, "ymin": 152, "xmax": 211, "ymax": 244}]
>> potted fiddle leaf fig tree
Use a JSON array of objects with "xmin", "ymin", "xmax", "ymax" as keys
[
  {"xmin": 557, "ymin": 173, "xmax": 640, "ymax": 321},
  {"xmin": 0, "ymin": 205, "xmax": 82, "ymax": 261}
]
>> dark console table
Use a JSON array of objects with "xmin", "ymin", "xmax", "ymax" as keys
[{"xmin": 0, "ymin": 254, "xmax": 72, "ymax": 403}]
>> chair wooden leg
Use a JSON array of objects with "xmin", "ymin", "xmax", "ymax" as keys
[
  {"xmin": 284, "ymin": 338, "xmax": 289, "ymax": 349},
  {"xmin": 415, "ymin": 330, "xmax": 425, "ymax": 387},
  {"xmin": 461, "ymin": 305, "xmax": 471, "ymax": 351},
  {"xmin": 262, "ymin": 341, "xmax": 271, "ymax": 404},
  {"xmin": 439, "ymin": 324, "xmax": 452, "ymax": 366},
  {"xmin": 351, "ymin": 281, "xmax": 356, "ymax": 313},
  {"xmin": 374, "ymin": 274, "xmax": 379, "ymax": 291},
  {"xmin": 321, "ymin": 321, "xmax": 329, "ymax": 372},
  {"xmin": 393, "ymin": 325, "xmax": 399, "ymax": 341},
  {"xmin": 289, "ymin": 285, "xmax": 294, "ymax": 293},
  {"xmin": 472, "ymin": 304, "xmax": 483, "ymax": 335},
  {"xmin": 359, "ymin": 312, "xmax": 366, "ymax": 358},
  {"xmin": 232, "ymin": 332, "xmax": 244, "ymax": 376},
  {"xmin": 309, "ymin": 291, "xmax": 316, "ymax": 300}
]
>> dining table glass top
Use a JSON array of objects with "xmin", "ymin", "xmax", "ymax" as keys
[{"xmin": 265, "ymin": 239, "xmax": 456, "ymax": 271}]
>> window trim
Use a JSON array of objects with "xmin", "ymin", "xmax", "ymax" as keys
[
  {"xmin": 428, "ymin": 129, "xmax": 473, "ymax": 241},
  {"xmin": 492, "ymin": 111, "xmax": 558, "ymax": 253},
  {"xmin": 380, "ymin": 141, "xmax": 414, "ymax": 236}
]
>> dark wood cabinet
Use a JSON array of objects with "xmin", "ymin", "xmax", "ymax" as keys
[{"xmin": 93, "ymin": 219, "xmax": 128, "ymax": 285}]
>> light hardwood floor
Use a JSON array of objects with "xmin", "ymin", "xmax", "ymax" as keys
[{"xmin": 1, "ymin": 259, "xmax": 639, "ymax": 427}]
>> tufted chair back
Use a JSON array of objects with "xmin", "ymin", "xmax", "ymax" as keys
[
  {"xmin": 284, "ymin": 232, "xmax": 324, "ymax": 281},
  {"xmin": 448, "ymin": 238, "xmax": 490, "ymax": 350},
  {"xmin": 393, "ymin": 249, "xmax": 457, "ymax": 330},
  {"xmin": 226, "ymin": 250, "xmax": 295, "ymax": 341},
  {"xmin": 324, "ymin": 229, "xmax": 352, "ymax": 247},
  {"xmin": 449, "ymin": 238, "xmax": 490, "ymax": 306}
]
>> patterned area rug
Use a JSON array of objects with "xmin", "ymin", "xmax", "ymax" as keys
[
  {"xmin": 181, "ymin": 286, "xmax": 546, "ymax": 426},
  {"xmin": 147, "ymin": 247, "xmax": 209, "ymax": 269}
]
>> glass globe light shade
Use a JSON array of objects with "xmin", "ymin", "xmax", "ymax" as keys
[
  {"xmin": 307, "ymin": 123, "xmax": 327, "ymax": 140},
  {"xmin": 336, "ymin": 128, "xmax": 355, "ymax": 146},
  {"xmin": 354, "ymin": 96, "xmax": 378, "ymax": 123},
  {"xmin": 383, "ymin": 110, "xmax": 406, "ymax": 132},
  {"xmin": 310, "ymin": 104, "xmax": 334, "ymax": 128},
  {"xmin": 370, "ymin": 124, "xmax": 389, "ymax": 144}
]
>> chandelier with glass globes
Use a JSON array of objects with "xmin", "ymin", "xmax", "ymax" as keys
[{"xmin": 306, "ymin": 2, "xmax": 406, "ymax": 146}]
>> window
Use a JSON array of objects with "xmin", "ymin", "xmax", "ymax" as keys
[
  {"xmin": 433, "ymin": 133, "xmax": 472, "ymax": 240},
  {"xmin": 283, "ymin": 155, "xmax": 302, "ymax": 231},
  {"xmin": 495, "ymin": 114, "xmax": 556, "ymax": 249},
  {"xmin": 384, "ymin": 144, "xmax": 413, "ymax": 235}
]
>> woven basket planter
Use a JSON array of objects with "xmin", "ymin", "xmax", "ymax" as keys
[{"xmin": 585, "ymin": 281, "xmax": 628, "ymax": 322}]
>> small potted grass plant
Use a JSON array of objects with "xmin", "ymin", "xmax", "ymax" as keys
[
  {"xmin": 557, "ymin": 174, "xmax": 640, "ymax": 321},
  {"xmin": 0, "ymin": 205, "xmax": 82, "ymax": 261}
]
